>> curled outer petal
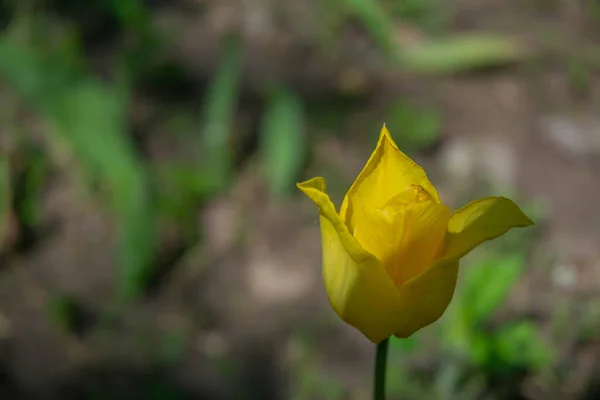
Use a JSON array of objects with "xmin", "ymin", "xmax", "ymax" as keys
[
  {"xmin": 392, "ymin": 196, "xmax": 534, "ymax": 338},
  {"xmin": 340, "ymin": 125, "xmax": 440, "ymax": 233},
  {"xmin": 445, "ymin": 196, "xmax": 535, "ymax": 259},
  {"xmin": 297, "ymin": 177, "xmax": 403, "ymax": 343}
]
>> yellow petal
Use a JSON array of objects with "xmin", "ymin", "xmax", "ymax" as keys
[
  {"xmin": 394, "ymin": 255, "xmax": 459, "ymax": 338},
  {"xmin": 340, "ymin": 124, "xmax": 440, "ymax": 232},
  {"xmin": 297, "ymin": 177, "xmax": 405, "ymax": 343},
  {"xmin": 445, "ymin": 197, "xmax": 534, "ymax": 259},
  {"xmin": 353, "ymin": 185, "xmax": 450, "ymax": 287},
  {"xmin": 391, "ymin": 196, "xmax": 533, "ymax": 338}
]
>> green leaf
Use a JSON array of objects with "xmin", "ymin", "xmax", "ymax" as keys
[
  {"xmin": 108, "ymin": 0, "xmax": 157, "ymax": 80},
  {"xmin": 329, "ymin": 0, "xmax": 527, "ymax": 74},
  {"xmin": 493, "ymin": 321, "xmax": 552, "ymax": 369},
  {"xmin": 260, "ymin": 87, "xmax": 306, "ymax": 198},
  {"xmin": 461, "ymin": 253, "xmax": 525, "ymax": 324},
  {"xmin": 116, "ymin": 179, "xmax": 156, "ymax": 299},
  {"xmin": 51, "ymin": 81, "xmax": 156, "ymax": 299},
  {"xmin": 109, "ymin": 0, "xmax": 150, "ymax": 32},
  {"xmin": 153, "ymin": 163, "xmax": 216, "ymax": 222},
  {"xmin": 345, "ymin": 0, "xmax": 398, "ymax": 59},
  {"xmin": 386, "ymin": 101, "xmax": 441, "ymax": 153},
  {"xmin": 469, "ymin": 331, "xmax": 493, "ymax": 367},
  {"xmin": 200, "ymin": 34, "xmax": 243, "ymax": 192},
  {"xmin": 401, "ymin": 35, "xmax": 528, "ymax": 74},
  {"xmin": 441, "ymin": 301, "xmax": 475, "ymax": 356}
]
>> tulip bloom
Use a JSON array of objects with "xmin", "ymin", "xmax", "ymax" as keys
[{"xmin": 297, "ymin": 125, "xmax": 533, "ymax": 343}]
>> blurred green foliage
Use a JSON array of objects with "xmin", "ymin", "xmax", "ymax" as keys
[
  {"xmin": 0, "ymin": 0, "xmax": 532, "ymax": 298},
  {"xmin": 384, "ymin": 0, "xmax": 447, "ymax": 33},
  {"xmin": 260, "ymin": 86, "xmax": 306, "ymax": 198},
  {"xmin": 0, "ymin": 23, "xmax": 157, "ymax": 298},
  {"xmin": 445, "ymin": 253, "xmax": 552, "ymax": 371},
  {"xmin": 14, "ymin": 144, "xmax": 47, "ymax": 231},
  {"xmin": 399, "ymin": 35, "xmax": 527, "ymax": 74},
  {"xmin": 384, "ymin": 237, "xmax": 552, "ymax": 399},
  {"xmin": 386, "ymin": 101, "xmax": 441, "ymax": 153},
  {"xmin": 293, "ymin": 367, "xmax": 345, "ymax": 400},
  {"xmin": 49, "ymin": 294, "xmax": 88, "ymax": 335},
  {"xmin": 345, "ymin": 0, "xmax": 398, "ymax": 57},
  {"xmin": 285, "ymin": 222, "xmax": 549, "ymax": 400},
  {"xmin": 200, "ymin": 34, "xmax": 243, "ymax": 193},
  {"xmin": 0, "ymin": 0, "xmax": 570, "ymax": 399}
]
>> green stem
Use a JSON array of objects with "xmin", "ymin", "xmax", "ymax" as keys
[{"xmin": 374, "ymin": 337, "xmax": 389, "ymax": 400}]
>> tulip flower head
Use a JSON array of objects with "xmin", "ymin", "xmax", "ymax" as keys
[{"xmin": 297, "ymin": 125, "xmax": 533, "ymax": 343}]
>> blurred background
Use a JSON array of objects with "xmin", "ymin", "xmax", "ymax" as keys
[{"xmin": 0, "ymin": 0, "xmax": 599, "ymax": 399}]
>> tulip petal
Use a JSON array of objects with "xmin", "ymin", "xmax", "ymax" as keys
[
  {"xmin": 394, "ymin": 256, "xmax": 459, "ymax": 338},
  {"xmin": 445, "ymin": 197, "xmax": 534, "ymax": 259},
  {"xmin": 297, "ymin": 177, "xmax": 405, "ymax": 343},
  {"xmin": 354, "ymin": 186, "xmax": 450, "ymax": 287},
  {"xmin": 392, "ymin": 196, "xmax": 533, "ymax": 338},
  {"xmin": 340, "ymin": 125, "xmax": 440, "ymax": 232}
]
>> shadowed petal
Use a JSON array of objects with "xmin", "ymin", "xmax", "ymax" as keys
[{"xmin": 394, "ymin": 255, "xmax": 459, "ymax": 338}]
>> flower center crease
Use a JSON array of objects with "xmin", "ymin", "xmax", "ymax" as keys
[{"xmin": 352, "ymin": 185, "xmax": 450, "ymax": 288}]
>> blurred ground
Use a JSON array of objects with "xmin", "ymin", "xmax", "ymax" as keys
[{"xmin": 1, "ymin": 0, "xmax": 600, "ymax": 399}]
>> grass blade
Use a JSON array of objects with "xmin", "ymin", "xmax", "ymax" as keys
[
  {"xmin": 345, "ymin": 0, "xmax": 398, "ymax": 58},
  {"xmin": 260, "ymin": 87, "xmax": 306, "ymax": 198},
  {"xmin": 401, "ymin": 35, "xmax": 527, "ymax": 74},
  {"xmin": 200, "ymin": 34, "xmax": 243, "ymax": 192}
]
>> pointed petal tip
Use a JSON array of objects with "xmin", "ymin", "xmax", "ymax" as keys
[
  {"xmin": 496, "ymin": 196, "xmax": 535, "ymax": 227},
  {"xmin": 297, "ymin": 176, "xmax": 326, "ymax": 193},
  {"xmin": 446, "ymin": 196, "xmax": 536, "ymax": 260},
  {"xmin": 523, "ymin": 215, "xmax": 535, "ymax": 227},
  {"xmin": 379, "ymin": 123, "xmax": 400, "ymax": 151},
  {"xmin": 380, "ymin": 123, "xmax": 391, "ymax": 139}
]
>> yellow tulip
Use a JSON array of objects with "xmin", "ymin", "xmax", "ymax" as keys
[{"xmin": 297, "ymin": 125, "xmax": 534, "ymax": 343}]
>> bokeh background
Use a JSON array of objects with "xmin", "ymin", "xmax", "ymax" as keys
[{"xmin": 0, "ymin": 0, "xmax": 599, "ymax": 399}]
